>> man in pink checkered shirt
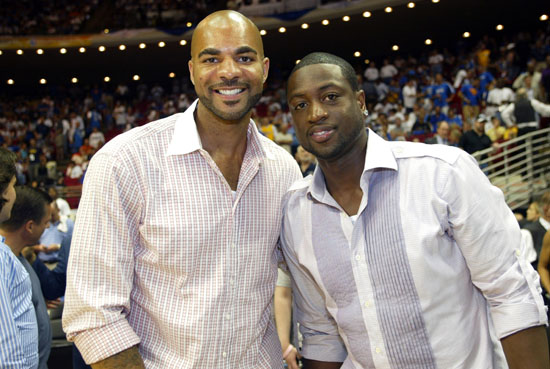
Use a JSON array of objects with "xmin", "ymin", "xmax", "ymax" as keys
[{"xmin": 62, "ymin": 10, "xmax": 301, "ymax": 369}]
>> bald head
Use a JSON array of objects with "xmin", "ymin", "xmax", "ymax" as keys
[{"xmin": 191, "ymin": 10, "xmax": 264, "ymax": 59}]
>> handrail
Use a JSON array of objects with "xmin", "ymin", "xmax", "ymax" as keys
[{"xmin": 471, "ymin": 128, "xmax": 550, "ymax": 211}]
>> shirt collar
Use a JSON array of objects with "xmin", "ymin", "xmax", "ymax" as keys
[
  {"xmin": 540, "ymin": 217, "xmax": 550, "ymax": 231},
  {"xmin": 166, "ymin": 99, "xmax": 274, "ymax": 161},
  {"xmin": 309, "ymin": 128, "xmax": 397, "ymax": 202}
]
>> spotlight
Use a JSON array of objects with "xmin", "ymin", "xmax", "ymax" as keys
[
  {"xmin": 425, "ymin": 39, "xmax": 432, "ymax": 45},
  {"xmin": 119, "ymin": 44, "xmax": 126, "ymax": 51},
  {"xmin": 79, "ymin": 47, "xmax": 86, "ymax": 53},
  {"xmin": 540, "ymin": 14, "xmax": 548, "ymax": 21},
  {"xmin": 169, "ymin": 72, "xmax": 176, "ymax": 78},
  {"xmin": 133, "ymin": 75, "xmax": 140, "ymax": 81},
  {"xmin": 260, "ymin": 30, "xmax": 267, "ymax": 35},
  {"xmin": 295, "ymin": 60, "xmax": 300, "ymax": 64},
  {"xmin": 354, "ymin": 51, "xmax": 361, "ymax": 57},
  {"xmin": 99, "ymin": 46, "xmax": 106, "ymax": 52},
  {"xmin": 322, "ymin": 19, "xmax": 329, "ymax": 26},
  {"xmin": 139, "ymin": 43, "xmax": 146, "ymax": 49},
  {"xmin": 7, "ymin": 79, "xmax": 14, "ymax": 85},
  {"xmin": 60, "ymin": 48, "xmax": 67, "ymax": 54},
  {"xmin": 36, "ymin": 49, "xmax": 44, "ymax": 55},
  {"xmin": 407, "ymin": 2, "xmax": 415, "ymax": 8},
  {"xmin": 392, "ymin": 45, "xmax": 399, "ymax": 51},
  {"xmin": 104, "ymin": 28, "xmax": 109, "ymax": 34},
  {"xmin": 463, "ymin": 31, "xmax": 470, "ymax": 38},
  {"xmin": 342, "ymin": 16, "xmax": 350, "ymax": 22},
  {"xmin": 72, "ymin": 77, "xmax": 78, "ymax": 83},
  {"xmin": 186, "ymin": 22, "xmax": 192, "ymax": 27},
  {"xmin": 40, "ymin": 78, "xmax": 47, "ymax": 84},
  {"xmin": 432, "ymin": 0, "xmax": 440, "ymax": 3},
  {"xmin": 0, "ymin": 50, "xmax": 2, "ymax": 55},
  {"xmin": 104, "ymin": 76, "xmax": 110, "ymax": 82},
  {"xmin": 385, "ymin": 7, "xmax": 392, "ymax": 13},
  {"xmin": 158, "ymin": 41, "xmax": 166, "ymax": 47},
  {"xmin": 362, "ymin": 11, "xmax": 371, "ymax": 18},
  {"xmin": 364, "ymin": 59, "xmax": 370, "ymax": 64},
  {"xmin": 179, "ymin": 40, "xmax": 187, "ymax": 46},
  {"xmin": 496, "ymin": 24, "xmax": 503, "ymax": 31},
  {"xmin": 17, "ymin": 49, "xmax": 23, "ymax": 55},
  {"xmin": 278, "ymin": 27, "xmax": 286, "ymax": 33},
  {"xmin": 301, "ymin": 23, "xmax": 309, "ymax": 29}
]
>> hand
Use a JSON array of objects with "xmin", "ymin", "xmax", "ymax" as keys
[
  {"xmin": 45, "ymin": 243, "xmax": 61, "ymax": 253},
  {"xmin": 283, "ymin": 345, "xmax": 302, "ymax": 369},
  {"xmin": 21, "ymin": 247, "xmax": 37, "ymax": 264},
  {"xmin": 32, "ymin": 244, "xmax": 49, "ymax": 253},
  {"xmin": 46, "ymin": 298, "xmax": 62, "ymax": 309}
]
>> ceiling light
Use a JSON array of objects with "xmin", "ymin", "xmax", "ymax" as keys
[
  {"xmin": 186, "ymin": 22, "xmax": 192, "ymax": 27},
  {"xmin": 392, "ymin": 45, "xmax": 399, "ymax": 51},
  {"xmin": 36, "ymin": 49, "xmax": 44, "ymax": 55},
  {"xmin": 60, "ymin": 48, "xmax": 67, "ymax": 54},
  {"xmin": 158, "ymin": 41, "xmax": 165, "ymax": 47},
  {"xmin": 362, "ymin": 11, "xmax": 371, "ymax": 18},
  {"xmin": 40, "ymin": 78, "xmax": 47, "ymax": 84},
  {"xmin": 342, "ymin": 16, "xmax": 350, "ymax": 22},
  {"xmin": 540, "ymin": 14, "xmax": 548, "ymax": 21},
  {"xmin": 133, "ymin": 75, "xmax": 140, "ymax": 81},
  {"xmin": 104, "ymin": 28, "xmax": 109, "ymax": 34},
  {"xmin": 354, "ymin": 51, "xmax": 361, "ymax": 57},
  {"xmin": 364, "ymin": 59, "xmax": 370, "ymax": 64},
  {"xmin": 385, "ymin": 7, "xmax": 392, "ymax": 13},
  {"xmin": 71, "ymin": 77, "xmax": 78, "ymax": 83},
  {"xmin": 17, "ymin": 49, "xmax": 23, "ymax": 55},
  {"xmin": 0, "ymin": 50, "xmax": 3, "ymax": 55},
  {"xmin": 139, "ymin": 43, "xmax": 146, "ymax": 49},
  {"xmin": 463, "ymin": 31, "xmax": 470, "ymax": 38},
  {"xmin": 301, "ymin": 23, "xmax": 309, "ymax": 29},
  {"xmin": 179, "ymin": 40, "xmax": 187, "ymax": 46},
  {"xmin": 79, "ymin": 47, "xmax": 86, "ymax": 53},
  {"xmin": 278, "ymin": 27, "xmax": 286, "ymax": 33},
  {"xmin": 425, "ymin": 39, "xmax": 432, "ymax": 45},
  {"xmin": 119, "ymin": 44, "xmax": 126, "ymax": 51},
  {"xmin": 432, "ymin": 0, "xmax": 440, "ymax": 3},
  {"xmin": 7, "ymin": 79, "xmax": 14, "ymax": 85},
  {"xmin": 295, "ymin": 60, "xmax": 300, "ymax": 64},
  {"xmin": 99, "ymin": 46, "xmax": 106, "ymax": 52},
  {"xmin": 104, "ymin": 76, "xmax": 110, "ymax": 82},
  {"xmin": 496, "ymin": 24, "xmax": 503, "ymax": 31},
  {"xmin": 322, "ymin": 19, "xmax": 329, "ymax": 26},
  {"xmin": 407, "ymin": 2, "xmax": 415, "ymax": 8},
  {"xmin": 169, "ymin": 72, "xmax": 176, "ymax": 78}
]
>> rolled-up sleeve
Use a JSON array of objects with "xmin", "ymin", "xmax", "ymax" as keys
[
  {"xmin": 280, "ymin": 197, "xmax": 347, "ymax": 363},
  {"xmin": 442, "ymin": 152, "xmax": 547, "ymax": 338},
  {"xmin": 62, "ymin": 150, "xmax": 142, "ymax": 364}
]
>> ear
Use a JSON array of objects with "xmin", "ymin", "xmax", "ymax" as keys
[
  {"xmin": 188, "ymin": 59, "xmax": 195, "ymax": 86},
  {"xmin": 262, "ymin": 57, "xmax": 270, "ymax": 84},
  {"xmin": 356, "ymin": 89, "xmax": 366, "ymax": 113},
  {"xmin": 24, "ymin": 219, "xmax": 34, "ymax": 234}
]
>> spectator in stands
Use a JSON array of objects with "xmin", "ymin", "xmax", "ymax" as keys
[
  {"xmin": 62, "ymin": 10, "xmax": 301, "ymax": 368},
  {"xmin": 459, "ymin": 77, "xmax": 482, "ymax": 123},
  {"xmin": 283, "ymin": 52, "xmax": 549, "ymax": 369},
  {"xmin": 486, "ymin": 116, "xmax": 507, "ymax": 143},
  {"xmin": 426, "ymin": 105, "xmax": 448, "ymax": 133},
  {"xmin": 47, "ymin": 186, "xmax": 71, "ymax": 218},
  {"xmin": 425, "ymin": 121, "xmax": 450, "ymax": 145},
  {"xmin": 446, "ymin": 108, "xmax": 463, "ymax": 129},
  {"xmin": 380, "ymin": 58, "xmax": 398, "ymax": 84},
  {"xmin": 0, "ymin": 186, "xmax": 53, "ymax": 369},
  {"xmin": 88, "ymin": 126, "xmax": 105, "ymax": 150},
  {"xmin": 401, "ymin": 78, "xmax": 417, "ymax": 113},
  {"xmin": 431, "ymin": 73, "xmax": 454, "ymax": 114},
  {"xmin": 0, "ymin": 148, "xmax": 39, "ymax": 369},
  {"xmin": 526, "ymin": 191, "xmax": 550, "ymax": 266},
  {"xmin": 364, "ymin": 61, "xmax": 379, "ymax": 82},
  {"xmin": 501, "ymin": 88, "xmax": 550, "ymax": 136},
  {"xmin": 295, "ymin": 145, "xmax": 316, "ymax": 177},
  {"xmin": 459, "ymin": 114, "xmax": 493, "ymax": 154}
]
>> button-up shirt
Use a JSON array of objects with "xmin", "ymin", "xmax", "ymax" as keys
[
  {"xmin": 281, "ymin": 129, "xmax": 546, "ymax": 368},
  {"xmin": 63, "ymin": 100, "xmax": 302, "ymax": 368},
  {"xmin": 0, "ymin": 237, "xmax": 39, "ymax": 369}
]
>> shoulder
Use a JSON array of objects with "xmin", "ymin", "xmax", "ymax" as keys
[
  {"xmin": 257, "ymin": 133, "xmax": 300, "ymax": 169},
  {"xmin": 388, "ymin": 140, "xmax": 463, "ymax": 166}
]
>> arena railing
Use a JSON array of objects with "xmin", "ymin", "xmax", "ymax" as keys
[{"xmin": 472, "ymin": 127, "xmax": 550, "ymax": 211}]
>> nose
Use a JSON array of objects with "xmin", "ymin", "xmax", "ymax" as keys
[
  {"xmin": 218, "ymin": 58, "xmax": 241, "ymax": 81},
  {"xmin": 308, "ymin": 102, "xmax": 328, "ymax": 123}
]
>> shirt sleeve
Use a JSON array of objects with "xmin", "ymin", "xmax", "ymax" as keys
[
  {"xmin": 0, "ymin": 255, "xmax": 35, "ymax": 368},
  {"xmin": 442, "ymin": 151, "xmax": 547, "ymax": 339},
  {"xmin": 531, "ymin": 99, "xmax": 550, "ymax": 117},
  {"xmin": 500, "ymin": 103, "xmax": 515, "ymax": 127},
  {"xmin": 62, "ymin": 150, "xmax": 142, "ymax": 364},
  {"xmin": 280, "ymin": 200, "xmax": 347, "ymax": 363}
]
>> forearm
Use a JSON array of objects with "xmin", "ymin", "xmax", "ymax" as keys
[
  {"xmin": 538, "ymin": 265, "xmax": 550, "ymax": 293},
  {"xmin": 274, "ymin": 287, "xmax": 293, "ymax": 348},
  {"xmin": 302, "ymin": 359, "xmax": 342, "ymax": 369},
  {"xmin": 91, "ymin": 346, "xmax": 145, "ymax": 369},
  {"xmin": 501, "ymin": 326, "xmax": 550, "ymax": 369}
]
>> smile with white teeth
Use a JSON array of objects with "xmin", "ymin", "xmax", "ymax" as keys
[
  {"xmin": 216, "ymin": 88, "xmax": 244, "ymax": 96},
  {"xmin": 312, "ymin": 129, "xmax": 332, "ymax": 136}
]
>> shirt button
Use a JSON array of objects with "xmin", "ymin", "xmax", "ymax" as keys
[
  {"xmin": 225, "ymin": 314, "xmax": 231, "ymax": 320},
  {"xmin": 364, "ymin": 301, "xmax": 371, "ymax": 308},
  {"xmin": 231, "ymin": 243, "xmax": 236, "ymax": 248},
  {"xmin": 375, "ymin": 347, "xmax": 382, "ymax": 354},
  {"xmin": 222, "ymin": 352, "xmax": 227, "ymax": 358},
  {"xmin": 230, "ymin": 279, "xmax": 235, "ymax": 286},
  {"xmin": 515, "ymin": 249, "xmax": 521, "ymax": 256},
  {"xmin": 355, "ymin": 255, "xmax": 361, "ymax": 261}
]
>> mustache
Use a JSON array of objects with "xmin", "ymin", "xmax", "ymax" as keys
[{"xmin": 209, "ymin": 81, "xmax": 250, "ymax": 89}]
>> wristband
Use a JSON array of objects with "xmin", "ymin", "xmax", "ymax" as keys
[{"xmin": 283, "ymin": 344, "xmax": 294, "ymax": 359}]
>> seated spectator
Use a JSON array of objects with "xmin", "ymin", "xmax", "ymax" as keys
[
  {"xmin": 446, "ymin": 108, "xmax": 463, "ymax": 128},
  {"xmin": 425, "ymin": 121, "xmax": 451, "ymax": 145},
  {"xmin": 88, "ymin": 126, "xmax": 105, "ymax": 150},
  {"xmin": 459, "ymin": 114, "xmax": 493, "ymax": 154},
  {"xmin": 33, "ymin": 199, "xmax": 73, "ymax": 263},
  {"xmin": 294, "ymin": 145, "xmax": 316, "ymax": 177},
  {"xmin": 389, "ymin": 117, "xmax": 407, "ymax": 141},
  {"xmin": 486, "ymin": 116, "xmax": 507, "ymax": 143}
]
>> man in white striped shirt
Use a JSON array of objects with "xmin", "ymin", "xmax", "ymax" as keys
[
  {"xmin": 63, "ymin": 10, "xmax": 301, "ymax": 369},
  {"xmin": 282, "ymin": 52, "xmax": 549, "ymax": 369}
]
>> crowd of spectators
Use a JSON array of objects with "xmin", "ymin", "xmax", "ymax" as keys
[{"xmin": 1, "ymin": 26, "xmax": 549, "ymax": 209}]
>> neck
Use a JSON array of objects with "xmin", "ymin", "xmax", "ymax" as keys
[
  {"xmin": 0, "ymin": 230, "xmax": 26, "ymax": 255},
  {"xmin": 195, "ymin": 101, "xmax": 250, "ymax": 158},
  {"xmin": 318, "ymin": 133, "xmax": 368, "ymax": 199}
]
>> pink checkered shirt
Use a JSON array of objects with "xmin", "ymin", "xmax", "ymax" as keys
[{"xmin": 63, "ymin": 100, "xmax": 302, "ymax": 368}]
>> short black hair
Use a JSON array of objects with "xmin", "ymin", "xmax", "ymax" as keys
[
  {"xmin": 0, "ymin": 186, "xmax": 52, "ymax": 231},
  {"xmin": 289, "ymin": 52, "xmax": 359, "ymax": 92},
  {"xmin": 0, "ymin": 148, "xmax": 16, "ymax": 211}
]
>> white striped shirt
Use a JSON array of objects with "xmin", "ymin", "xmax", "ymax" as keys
[
  {"xmin": 63, "ymin": 100, "xmax": 302, "ymax": 368},
  {"xmin": 0, "ymin": 238, "xmax": 38, "ymax": 369},
  {"xmin": 281, "ymin": 130, "xmax": 546, "ymax": 368}
]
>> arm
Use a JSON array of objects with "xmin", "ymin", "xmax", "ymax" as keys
[
  {"xmin": 531, "ymin": 99, "xmax": 550, "ymax": 117},
  {"xmin": 500, "ymin": 104, "xmax": 515, "ymax": 127},
  {"xmin": 274, "ymin": 284, "xmax": 300, "ymax": 369},
  {"xmin": 91, "ymin": 346, "xmax": 145, "ymax": 369},
  {"xmin": 538, "ymin": 231, "xmax": 550, "ymax": 293},
  {"xmin": 501, "ymin": 326, "xmax": 549, "ymax": 369},
  {"xmin": 444, "ymin": 153, "xmax": 548, "ymax": 367}
]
